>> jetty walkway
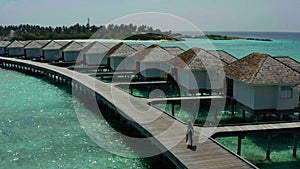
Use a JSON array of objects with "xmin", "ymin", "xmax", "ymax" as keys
[
  {"xmin": 214, "ymin": 122, "xmax": 300, "ymax": 137},
  {"xmin": 0, "ymin": 56, "xmax": 257, "ymax": 169}
]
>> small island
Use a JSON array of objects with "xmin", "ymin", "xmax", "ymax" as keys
[
  {"xmin": 124, "ymin": 33, "xmax": 180, "ymax": 41},
  {"xmin": 183, "ymin": 34, "xmax": 272, "ymax": 41}
]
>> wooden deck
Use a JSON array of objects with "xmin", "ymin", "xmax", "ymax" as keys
[
  {"xmin": 149, "ymin": 95, "xmax": 226, "ymax": 103},
  {"xmin": 88, "ymin": 71, "xmax": 137, "ymax": 77},
  {"xmin": 0, "ymin": 57, "xmax": 257, "ymax": 169},
  {"xmin": 116, "ymin": 80, "xmax": 168, "ymax": 85},
  {"xmin": 213, "ymin": 122, "xmax": 300, "ymax": 137},
  {"xmin": 69, "ymin": 65, "xmax": 109, "ymax": 70}
]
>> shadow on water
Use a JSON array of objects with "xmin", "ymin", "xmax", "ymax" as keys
[
  {"xmin": 41, "ymin": 78, "xmax": 177, "ymax": 169},
  {"xmin": 0, "ymin": 67, "xmax": 177, "ymax": 169},
  {"xmin": 247, "ymin": 134, "xmax": 294, "ymax": 152},
  {"xmin": 255, "ymin": 160, "xmax": 300, "ymax": 169},
  {"xmin": 218, "ymin": 134, "xmax": 300, "ymax": 169},
  {"xmin": 74, "ymin": 92, "xmax": 177, "ymax": 169}
]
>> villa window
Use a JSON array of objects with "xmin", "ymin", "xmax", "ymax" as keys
[{"xmin": 280, "ymin": 86, "xmax": 293, "ymax": 99}]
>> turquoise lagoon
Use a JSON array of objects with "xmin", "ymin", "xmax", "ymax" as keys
[
  {"xmin": 0, "ymin": 68, "xmax": 173, "ymax": 169},
  {"xmin": 126, "ymin": 37, "xmax": 300, "ymax": 61}
]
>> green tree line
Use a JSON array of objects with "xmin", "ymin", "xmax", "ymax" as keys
[{"xmin": 0, "ymin": 23, "xmax": 178, "ymax": 40}]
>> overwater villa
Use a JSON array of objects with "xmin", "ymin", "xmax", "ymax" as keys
[
  {"xmin": 62, "ymin": 41, "xmax": 86, "ymax": 62},
  {"xmin": 0, "ymin": 41, "xmax": 10, "ymax": 55},
  {"xmin": 80, "ymin": 41, "xmax": 110, "ymax": 65},
  {"xmin": 207, "ymin": 50, "xmax": 237, "ymax": 64},
  {"xmin": 163, "ymin": 46, "xmax": 185, "ymax": 56},
  {"xmin": 168, "ymin": 48, "xmax": 226, "ymax": 95},
  {"xmin": 42, "ymin": 40, "xmax": 71, "ymax": 61},
  {"xmin": 106, "ymin": 42, "xmax": 137, "ymax": 71},
  {"xmin": 24, "ymin": 40, "xmax": 50, "ymax": 59},
  {"xmin": 224, "ymin": 53, "xmax": 300, "ymax": 116},
  {"xmin": 130, "ymin": 44, "xmax": 177, "ymax": 79},
  {"xmin": 7, "ymin": 40, "xmax": 31, "ymax": 56}
]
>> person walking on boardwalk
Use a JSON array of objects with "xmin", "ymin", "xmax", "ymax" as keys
[{"xmin": 186, "ymin": 119, "xmax": 194, "ymax": 149}]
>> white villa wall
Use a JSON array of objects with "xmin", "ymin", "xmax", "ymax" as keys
[
  {"xmin": 206, "ymin": 71, "xmax": 224, "ymax": 90},
  {"xmin": 293, "ymin": 90, "xmax": 299, "ymax": 108},
  {"xmin": 234, "ymin": 80, "xmax": 298, "ymax": 110},
  {"xmin": 275, "ymin": 86, "xmax": 299, "ymax": 110},
  {"xmin": 85, "ymin": 53, "xmax": 106, "ymax": 65},
  {"xmin": 177, "ymin": 68, "xmax": 190, "ymax": 89},
  {"xmin": 0, "ymin": 47, "xmax": 5, "ymax": 55},
  {"xmin": 44, "ymin": 50, "xmax": 62, "ymax": 60},
  {"xmin": 121, "ymin": 57, "xmax": 136, "ymax": 71},
  {"xmin": 176, "ymin": 69, "xmax": 207, "ymax": 90},
  {"xmin": 139, "ymin": 62, "xmax": 171, "ymax": 78},
  {"xmin": 64, "ymin": 51, "xmax": 80, "ymax": 62},
  {"xmin": 140, "ymin": 62, "xmax": 164, "ymax": 78},
  {"xmin": 233, "ymin": 80, "xmax": 255, "ymax": 109},
  {"xmin": 253, "ymin": 86, "xmax": 275, "ymax": 109},
  {"xmin": 110, "ymin": 56, "xmax": 126, "ymax": 71},
  {"xmin": 8, "ymin": 48, "xmax": 24, "ymax": 56},
  {"xmin": 191, "ymin": 70, "xmax": 207, "ymax": 89},
  {"xmin": 26, "ymin": 49, "xmax": 41, "ymax": 58}
]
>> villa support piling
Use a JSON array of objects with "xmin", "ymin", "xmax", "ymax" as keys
[
  {"xmin": 171, "ymin": 102, "xmax": 175, "ymax": 116},
  {"xmin": 237, "ymin": 136, "xmax": 245, "ymax": 155},
  {"xmin": 231, "ymin": 101, "xmax": 235, "ymax": 116},
  {"xmin": 243, "ymin": 110, "xmax": 246, "ymax": 122},
  {"xmin": 293, "ymin": 134, "xmax": 298, "ymax": 157},
  {"xmin": 266, "ymin": 135, "xmax": 271, "ymax": 160}
]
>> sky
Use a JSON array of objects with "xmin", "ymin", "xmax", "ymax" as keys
[{"xmin": 1, "ymin": 0, "xmax": 300, "ymax": 32}]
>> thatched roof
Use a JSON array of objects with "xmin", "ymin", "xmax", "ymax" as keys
[
  {"xmin": 56, "ymin": 40, "xmax": 72, "ymax": 47},
  {"xmin": 63, "ymin": 41, "xmax": 84, "ymax": 52},
  {"xmin": 224, "ymin": 53, "xmax": 300, "ymax": 85},
  {"xmin": 25, "ymin": 40, "xmax": 50, "ymax": 49},
  {"xmin": 207, "ymin": 50, "xmax": 237, "ymax": 64},
  {"xmin": 168, "ymin": 47, "xmax": 226, "ymax": 70},
  {"xmin": 103, "ymin": 43, "xmax": 116, "ymax": 49},
  {"xmin": 81, "ymin": 41, "xmax": 110, "ymax": 54},
  {"xmin": 274, "ymin": 56, "xmax": 300, "ymax": 73},
  {"xmin": 106, "ymin": 42, "xmax": 137, "ymax": 57},
  {"xmin": 131, "ymin": 44, "xmax": 176, "ymax": 62},
  {"xmin": 36, "ymin": 40, "xmax": 51, "ymax": 46},
  {"xmin": 163, "ymin": 46, "xmax": 185, "ymax": 56},
  {"xmin": 19, "ymin": 40, "xmax": 32, "ymax": 46},
  {"xmin": 7, "ymin": 40, "xmax": 29, "ymax": 48},
  {"xmin": 43, "ymin": 40, "xmax": 70, "ymax": 50},
  {"xmin": 0, "ymin": 41, "xmax": 11, "ymax": 47},
  {"xmin": 129, "ymin": 44, "xmax": 147, "ymax": 51}
]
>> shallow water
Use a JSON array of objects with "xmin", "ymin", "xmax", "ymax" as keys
[
  {"xmin": 126, "ymin": 37, "xmax": 300, "ymax": 61},
  {"xmin": 0, "ymin": 68, "xmax": 153, "ymax": 169},
  {"xmin": 217, "ymin": 135, "xmax": 300, "ymax": 169}
]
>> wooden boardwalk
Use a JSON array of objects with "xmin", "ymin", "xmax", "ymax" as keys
[
  {"xmin": 214, "ymin": 122, "xmax": 300, "ymax": 137},
  {"xmin": 0, "ymin": 57, "xmax": 256, "ymax": 169},
  {"xmin": 149, "ymin": 95, "xmax": 226, "ymax": 103},
  {"xmin": 116, "ymin": 80, "xmax": 168, "ymax": 85},
  {"xmin": 88, "ymin": 71, "xmax": 137, "ymax": 77}
]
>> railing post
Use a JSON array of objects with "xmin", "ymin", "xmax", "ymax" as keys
[
  {"xmin": 293, "ymin": 134, "xmax": 298, "ymax": 157},
  {"xmin": 266, "ymin": 135, "xmax": 271, "ymax": 160},
  {"xmin": 172, "ymin": 102, "xmax": 175, "ymax": 116},
  {"xmin": 237, "ymin": 136, "xmax": 245, "ymax": 155}
]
